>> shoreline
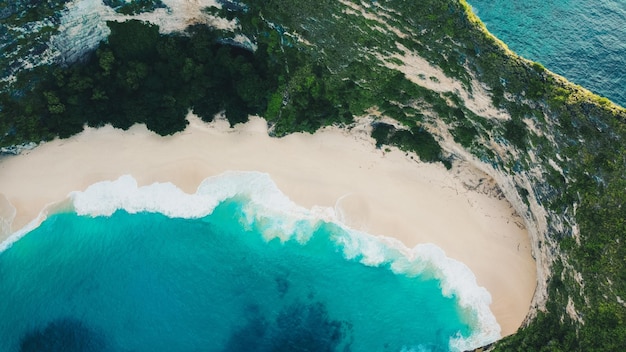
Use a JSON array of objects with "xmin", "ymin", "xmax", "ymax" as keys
[{"xmin": 0, "ymin": 113, "xmax": 535, "ymax": 336}]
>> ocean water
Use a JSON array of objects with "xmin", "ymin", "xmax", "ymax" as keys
[
  {"xmin": 0, "ymin": 172, "xmax": 500, "ymax": 351},
  {"xmin": 469, "ymin": 0, "xmax": 626, "ymax": 108}
]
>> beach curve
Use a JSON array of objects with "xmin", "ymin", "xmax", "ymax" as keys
[{"xmin": 0, "ymin": 113, "xmax": 536, "ymax": 337}]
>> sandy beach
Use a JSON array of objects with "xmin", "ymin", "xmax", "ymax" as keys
[{"xmin": 0, "ymin": 114, "xmax": 535, "ymax": 336}]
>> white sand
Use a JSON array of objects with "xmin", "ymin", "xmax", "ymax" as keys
[{"xmin": 0, "ymin": 114, "xmax": 535, "ymax": 336}]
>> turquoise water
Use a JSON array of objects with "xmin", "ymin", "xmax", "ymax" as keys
[
  {"xmin": 0, "ymin": 173, "xmax": 499, "ymax": 351},
  {"xmin": 469, "ymin": 0, "xmax": 626, "ymax": 108}
]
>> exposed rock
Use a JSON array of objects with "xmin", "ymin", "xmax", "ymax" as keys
[
  {"xmin": 4, "ymin": 0, "xmax": 238, "ymax": 77},
  {"xmin": 0, "ymin": 142, "xmax": 38, "ymax": 155}
]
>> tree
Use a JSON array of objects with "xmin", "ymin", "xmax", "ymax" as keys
[{"xmin": 107, "ymin": 20, "xmax": 159, "ymax": 61}]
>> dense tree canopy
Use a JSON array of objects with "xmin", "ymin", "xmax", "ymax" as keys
[{"xmin": 0, "ymin": 18, "xmax": 446, "ymax": 164}]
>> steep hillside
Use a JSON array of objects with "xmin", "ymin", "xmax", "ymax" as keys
[{"xmin": 1, "ymin": 0, "xmax": 626, "ymax": 350}]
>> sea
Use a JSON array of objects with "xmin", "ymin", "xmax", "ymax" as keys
[
  {"xmin": 0, "ymin": 173, "xmax": 500, "ymax": 352},
  {"xmin": 468, "ymin": 0, "xmax": 626, "ymax": 108}
]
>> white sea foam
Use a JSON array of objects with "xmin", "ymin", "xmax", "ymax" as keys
[
  {"xmin": 72, "ymin": 175, "xmax": 219, "ymax": 218},
  {"xmin": 13, "ymin": 172, "xmax": 500, "ymax": 350},
  {"xmin": 331, "ymin": 226, "xmax": 501, "ymax": 350},
  {"xmin": 0, "ymin": 217, "xmax": 42, "ymax": 253}
]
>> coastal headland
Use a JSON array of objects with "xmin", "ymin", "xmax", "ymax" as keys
[{"xmin": 0, "ymin": 114, "xmax": 536, "ymax": 336}]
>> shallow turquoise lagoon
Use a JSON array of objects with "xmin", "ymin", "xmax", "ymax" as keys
[{"xmin": 0, "ymin": 173, "xmax": 499, "ymax": 351}]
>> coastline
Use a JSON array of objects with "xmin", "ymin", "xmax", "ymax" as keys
[{"xmin": 0, "ymin": 113, "xmax": 535, "ymax": 336}]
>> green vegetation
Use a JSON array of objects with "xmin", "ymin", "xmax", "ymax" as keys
[
  {"xmin": 1, "ymin": 20, "xmax": 278, "ymax": 139},
  {"xmin": 450, "ymin": 108, "xmax": 482, "ymax": 148},
  {"xmin": 2, "ymin": 9, "xmax": 448, "ymax": 163},
  {"xmin": 0, "ymin": 0, "xmax": 68, "ymax": 27},
  {"xmin": 103, "ymin": 0, "xmax": 165, "ymax": 15},
  {"xmin": 502, "ymin": 118, "xmax": 528, "ymax": 151},
  {"xmin": 2, "ymin": 0, "xmax": 626, "ymax": 350},
  {"xmin": 371, "ymin": 122, "xmax": 444, "ymax": 164}
]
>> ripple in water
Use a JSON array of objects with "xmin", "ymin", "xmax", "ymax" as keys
[{"xmin": 469, "ymin": 0, "xmax": 626, "ymax": 107}]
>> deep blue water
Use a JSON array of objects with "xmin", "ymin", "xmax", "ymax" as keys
[
  {"xmin": 0, "ymin": 173, "xmax": 499, "ymax": 352},
  {"xmin": 469, "ymin": 0, "xmax": 626, "ymax": 108}
]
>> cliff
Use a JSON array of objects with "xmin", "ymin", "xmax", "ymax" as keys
[{"xmin": 1, "ymin": 0, "xmax": 626, "ymax": 349}]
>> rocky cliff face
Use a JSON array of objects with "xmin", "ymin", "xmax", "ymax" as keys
[
  {"xmin": 1, "ymin": 0, "xmax": 237, "ymax": 81},
  {"xmin": 384, "ymin": 46, "xmax": 560, "ymax": 322}
]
